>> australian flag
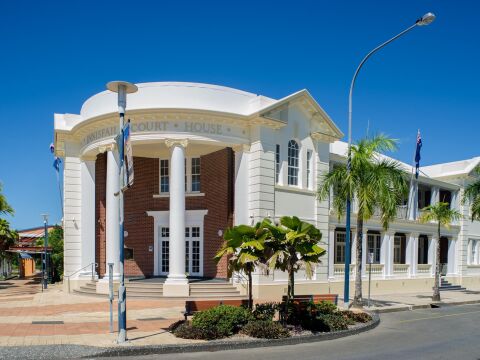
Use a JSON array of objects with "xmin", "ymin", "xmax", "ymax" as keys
[{"xmin": 414, "ymin": 130, "xmax": 422, "ymax": 179}]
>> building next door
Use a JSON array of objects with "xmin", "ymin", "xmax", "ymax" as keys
[
  {"xmin": 440, "ymin": 237, "xmax": 449, "ymax": 276},
  {"xmin": 159, "ymin": 225, "xmax": 203, "ymax": 277}
]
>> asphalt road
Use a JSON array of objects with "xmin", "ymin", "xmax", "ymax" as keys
[
  {"xmin": 106, "ymin": 303, "xmax": 480, "ymax": 360},
  {"xmin": 2, "ymin": 304, "xmax": 480, "ymax": 359}
]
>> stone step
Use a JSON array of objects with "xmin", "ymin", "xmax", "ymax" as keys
[
  {"xmin": 439, "ymin": 285, "xmax": 466, "ymax": 291},
  {"xmin": 126, "ymin": 287, "xmax": 164, "ymax": 294},
  {"xmin": 126, "ymin": 284, "xmax": 164, "ymax": 290},
  {"xmin": 190, "ymin": 289, "xmax": 240, "ymax": 294}
]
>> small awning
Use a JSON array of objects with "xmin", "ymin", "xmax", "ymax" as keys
[{"xmin": 19, "ymin": 252, "xmax": 33, "ymax": 259}]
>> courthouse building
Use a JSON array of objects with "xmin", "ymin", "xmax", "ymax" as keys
[{"xmin": 54, "ymin": 82, "xmax": 480, "ymax": 298}]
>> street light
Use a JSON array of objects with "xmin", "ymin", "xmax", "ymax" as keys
[
  {"xmin": 343, "ymin": 12, "xmax": 435, "ymax": 308},
  {"xmin": 41, "ymin": 214, "xmax": 49, "ymax": 290},
  {"xmin": 106, "ymin": 80, "xmax": 138, "ymax": 344}
]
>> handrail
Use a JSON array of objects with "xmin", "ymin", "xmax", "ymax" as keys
[{"xmin": 65, "ymin": 262, "xmax": 98, "ymax": 293}]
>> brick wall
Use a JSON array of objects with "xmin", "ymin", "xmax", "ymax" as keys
[
  {"xmin": 95, "ymin": 153, "xmax": 107, "ymax": 277},
  {"xmin": 95, "ymin": 147, "xmax": 234, "ymax": 279}
]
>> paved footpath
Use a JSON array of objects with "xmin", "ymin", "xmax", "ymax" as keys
[{"xmin": 1, "ymin": 278, "xmax": 480, "ymax": 352}]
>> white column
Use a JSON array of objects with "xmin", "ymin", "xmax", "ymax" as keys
[
  {"xmin": 431, "ymin": 187, "xmax": 440, "ymax": 206},
  {"xmin": 407, "ymin": 233, "xmax": 418, "ymax": 277},
  {"xmin": 233, "ymin": 145, "xmax": 250, "ymax": 226},
  {"xmin": 104, "ymin": 146, "xmax": 120, "ymax": 280},
  {"xmin": 79, "ymin": 158, "xmax": 97, "ymax": 278},
  {"xmin": 383, "ymin": 232, "xmax": 394, "ymax": 278},
  {"xmin": 328, "ymin": 227, "xmax": 335, "ymax": 280},
  {"xmin": 163, "ymin": 139, "xmax": 189, "ymax": 296},
  {"xmin": 447, "ymin": 238, "xmax": 457, "ymax": 275}
]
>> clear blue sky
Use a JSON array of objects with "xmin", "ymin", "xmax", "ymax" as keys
[{"xmin": 0, "ymin": 0, "xmax": 478, "ymax": 229}]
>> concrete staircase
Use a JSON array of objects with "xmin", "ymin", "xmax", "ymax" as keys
[
  {"xmin": 72, "ymin": 279, "xmax": 245, "ymax": 299},
  {"xmin": 439, "ymin": 278, "xmax": 466, "ymax": 292}
]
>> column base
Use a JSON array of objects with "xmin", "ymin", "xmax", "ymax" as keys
[{"xmin": 163, "ymin": 276, "xmax": 189, "ymax": 297}]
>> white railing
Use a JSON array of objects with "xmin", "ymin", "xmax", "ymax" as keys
[
  {"xmin": 333, "ymin": 264, "xmax": 354, "ymax": 276},
  {"xmin": 393, "ymin": 264, "xmax": 409, "ymax": 274},
  {"xmin": 417, "ymin": 264, "xmax": 432, "ymax": 274},
  {"xmin": 369, "ymin": 264, "xmax": 384, "ymax": 275}
]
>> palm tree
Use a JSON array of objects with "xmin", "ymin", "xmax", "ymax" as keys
[
  {"xmin": 263, "ymin": 216, "xmax": 325, "ymax": 304},
  {"xmin": 462, "ymin": 169, "xmax": 480, "ymax": 221},
  {"xmin": 0, "ymin": 183, "xmax": 13, "ymax": 217},
  {"xmin": 318, "ymin": 135, "xmax": 408, "ymax": 307},
  {"xmin": 214, "ymin": 223, "xmax": 269, "ymax": 309},
  {"xmin": 419, "ymin": 202, "xmax": 462, "ymax": 301}
]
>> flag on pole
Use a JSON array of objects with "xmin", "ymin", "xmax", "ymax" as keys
[
  {"xmin": 50, "ymin": 143, "xmax": 55, "ymax": 153},
  {"xmin": 53, "ymin": 157, "xmax": 61, "ymax": 172},
  {"xmin": 123, "ymin": 120, "xmax": 134, "ymax": 187},
  {"xmin": 414, "ymin": 130, "xmax": 422, "ymax": 179}
]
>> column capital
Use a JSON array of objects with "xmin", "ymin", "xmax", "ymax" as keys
[
  {"xmin": 98, "ymin": 143, "xmax": 116, "ymax": 153},
  {"xmin": 409, "ymin": 232, "xmax": 420, "ymax": 238},
  {"xmin": 165, "ymin": 139, "xmax": 188, "ymax": 149},
  {"xmin": 232, "ymin": 143, "xmax": 250, "ymax": 153},
  {"xmin": 383, "ymin": 230, "xmax": 396, "ymax": 237}
]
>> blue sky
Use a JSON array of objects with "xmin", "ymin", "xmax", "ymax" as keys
[{"xmin": 0, "ymin": 0, "xmax": 478, "ymax": 229}]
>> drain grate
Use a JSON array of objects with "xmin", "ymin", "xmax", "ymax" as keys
[
  {"xmin": 31, "ymin": 321, "xmax": 64, "ymax": 324},
  {"xmin": 137, "ymin": 317, "xmax": 166, "ymax": 321}
]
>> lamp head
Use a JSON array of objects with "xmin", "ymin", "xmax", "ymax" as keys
[{"xmin": 417, "ymin": 12, "xmax": 436, "ymax": 26}]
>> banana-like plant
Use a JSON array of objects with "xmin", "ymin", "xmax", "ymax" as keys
[
  {"xmin": 263, "ymin": 216, "xmax": 325, "ymax": 304},
  {"xmin": 214, "ymin": 223, "xmax": 269, "ymax": 309}
]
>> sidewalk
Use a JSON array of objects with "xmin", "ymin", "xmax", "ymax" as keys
[
  {"xmin": 1, "ymin": 279, "xmax": 480, "ymax": 348},
  {"xmin": 339, "ymin": 288, "xmax": 480, "ymax": 312}
]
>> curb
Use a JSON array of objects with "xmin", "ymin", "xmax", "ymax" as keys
[
  {"xmin": 90, "ymin": 314, "xmax": 380, "ymax": 358},
  {"xmin": 373, "ymin": 299, "xmax": 480, "ymax": 313}
]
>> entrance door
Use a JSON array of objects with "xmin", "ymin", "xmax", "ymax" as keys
[
  {"xmin": 440, "ymin": 237, "xmax": 449, "ymax": 276},
  {"xmin": 159, "ymin": 225, "xmax": 203, "ymax": 277},
  {"xmin": 185, "ymin": 226, "xmax": 202, "ymax": 277}
]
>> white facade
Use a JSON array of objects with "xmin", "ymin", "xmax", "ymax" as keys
[{"xmin": 54, "ymin": 82, "xmax": 480, "ymax": 297}]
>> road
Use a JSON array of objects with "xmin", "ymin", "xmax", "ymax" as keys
[{"xmin": 108, "ymin": 303, "xmax": 480, "ymax": 360}]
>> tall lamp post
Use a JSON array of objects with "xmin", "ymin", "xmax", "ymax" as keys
[
  {"xmin": 343, "ymin": 12, "xmax": 435, "ymax": 308},
  {"xmin": 41, "ymin": 214, "xmax": 49, "ymax": 289},
  {"xmin": 106, "ymin": 80, "xmax": 138, "ymax": 343}
]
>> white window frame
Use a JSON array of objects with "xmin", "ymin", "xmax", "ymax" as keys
[
  {"xmin": 159, "ymin": 157, "xmax": 201, "ymax": 194},
  {"xmin": 160, "ymin": 159, "xmax": 169, "ymax": 193},
  {"xmin": 306, "ymin": 150, "xmax": 313, "ymax": 190},
  {"xmin": 367, "ymin": 233, "xmax": 381, "ymax": 264},
  {"xmin": 335, "ymin": 230, "xmax": 346, "ymax": 264},
  {"xmin": 287, "ymin": 140, "xmax": 300, "ymax": 186}
]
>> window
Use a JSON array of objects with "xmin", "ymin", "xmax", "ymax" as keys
[
  {"xmin": 160, "ymin": 160, "xmax": 169, "ymax": 193},
  {"xmin": 287, "ymin": 140, "xmax": 299, "ymax": 186},
  {"xmin": 275, "ymin": 144, "xmax": 280, "ymax": 184},
  {"xmin": 470, "ymin": 239, "xmax": 479, "ymax": 265},
  {"xmin": 124, "ymin": 247, "xmax": 134, "ymax": 260},
  {"xmin": 367, "ymin": 233, "xmax": 381, "ymax": 264},
  {"xmin": 306, "ymin": 150, "xmax": 312, "ymax": 189},
  {"xmin": 335, "ymin": 230, "xmax": 346, "ymax": 264},
  {"xmin": 418, "ymin": 235, "xmax": 429, "ymax": 264},
  {"xmin": 159, "ymin": 157, "xmax": 201, "ymax": 193},
  {"xmin": 394, "ymin": 234, "xmax": 406, "ymax": 264},
  {"xmin": 191, "ymin": 158, "xmax": 201, "ymax": 192}
]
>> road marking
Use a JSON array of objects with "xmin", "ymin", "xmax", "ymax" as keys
[{"xmin": 397, "ymin": 310, "xmax": 480, "ymax": 323}]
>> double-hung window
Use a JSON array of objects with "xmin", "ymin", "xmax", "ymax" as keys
[
  {"xmin": 275, "ymin": 144, "xmax": 281, "ymax": 184},
  {"xmin": 367, "ymin": 233, "xmax": 381, "ymax": 264},
  {"xmin": 335, "ymin": 230, "xmax": 346, "ymax": 264},
  {"xmin": 287, "ymin": 140, "xmax": 299, "ymax": 186},
  {"xmin": 159, "ymin": 157, "xmax": 201, "ymax": 193}
]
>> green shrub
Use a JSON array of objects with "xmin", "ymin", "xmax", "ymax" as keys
[
  {"xmin": 313, "ymin": 300, "xmax": 338, "ymax": 315},
  {"xmin": 340, "ymin": 310, "xmax": 357, "ymax": 325},
  {"xmin": 174, "ymin": 322, "xmax": 220, "ymax": 340},
  {"xmin": 191, "ymin": 305, "xmax": 252, "ymax": 338},
  {"xmin": 316, "ymin": 313, "xmax": 349, "ymax": 332},
  {"xmin": 252, "ymin": 302, "xmax": 279, "ymax": 321},
  {"xmin": 241, "ymin": 320, "xmax": 290, "ymax": 339}
]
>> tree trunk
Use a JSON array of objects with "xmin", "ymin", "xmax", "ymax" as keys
[
  {"xmin": 248, "ymin": 270, "xmax": 253, "ymax": 310},
  {"xmin": 353, "ymin": 215, "xmax": 364, "ymax": 308},
  {"xmin": 432, "ymin": 223, "xmax": 441, "ymax": 301},
  {"xmin": 288, "ymin": 267, "xmax": 295, "ymax": 300}
]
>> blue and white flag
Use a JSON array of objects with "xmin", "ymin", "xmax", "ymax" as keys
[
  {"xmin": 50, "ymin": 143, "xmax": 55, "ymax": 153},
  {"xmin": 414, "ymin": 130, "xmax": 422, "ymax": 179},
  {"xmin": 124, "ymin": 121, "xmax": 134, "ymax": 187},
  {"xmin": 53, "ymin": 157, "xmax": 61, "ymax": 172}
]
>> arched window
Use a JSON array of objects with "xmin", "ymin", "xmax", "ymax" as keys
[{"xmin": 287, "ymin": 140, "xmax": 299, "ymax": 186}]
